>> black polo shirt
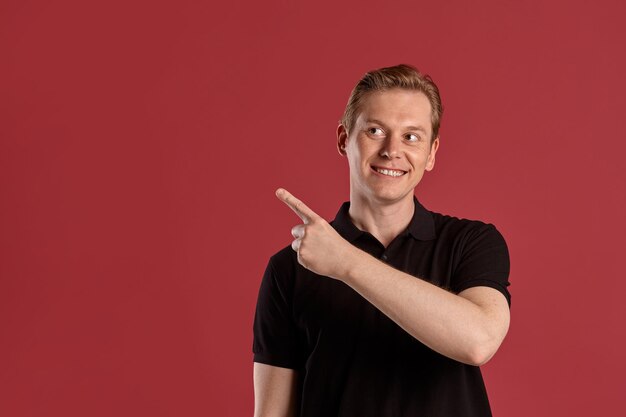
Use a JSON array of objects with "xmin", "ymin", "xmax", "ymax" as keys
[{"xmin": 253, "ymin": 196, "xmax": 510, "ymax": 417}]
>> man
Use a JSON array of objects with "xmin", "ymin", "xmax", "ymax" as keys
[{"xmin": 252, "ymin": 64, "xmax": 511, "ymax": 417}]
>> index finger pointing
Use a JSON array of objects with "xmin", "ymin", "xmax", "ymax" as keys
[{"xmin": 275, "ymin": 188, "xmax": 318, "ymax": 224}]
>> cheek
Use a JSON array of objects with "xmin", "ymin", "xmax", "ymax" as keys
[
  {"xmin": 409, "ymin": 154, "xmax": 431, "ymax": 170},
  {"xmin": 348, "ymin": 142, "xmax": 372, "ymax": 161}
]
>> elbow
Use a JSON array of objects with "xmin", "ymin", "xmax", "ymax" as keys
[
  {"xmin": 463, "ymin": 332, "xmax": 504, "ymax": 366},
  {"xmin": 465, "ymin": 344, "xmax": 496, "ymax": 366},
  {"xmin": 463, "ymin": 316, "xmax": 510, "ymax": 366}
]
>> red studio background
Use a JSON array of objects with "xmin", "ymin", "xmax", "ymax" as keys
[{"xmin": 1, "ymin": 0, "xmax": 625, "ymax": 415}]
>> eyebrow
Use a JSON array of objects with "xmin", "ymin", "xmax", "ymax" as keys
[{"xmin": 365, "ymin": 119, "xmax": 429, "ymax": 134}]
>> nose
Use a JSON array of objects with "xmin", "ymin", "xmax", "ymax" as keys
[{"xmin": 379, "ymin": 133, "xmax": 402, "ymax": 159}]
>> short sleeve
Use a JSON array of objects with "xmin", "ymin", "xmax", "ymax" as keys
[
  {"xmin": 252, "ymin": 256, "xmax": 301, "ymax": 369},
  {"xmin": 451, "ymin": 223, "xmax": 511, "ymax": 307}
]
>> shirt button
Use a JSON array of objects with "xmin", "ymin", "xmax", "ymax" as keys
[{"xmin": 381, "ymin": 254, "xmax": 388, "ymax": 261}]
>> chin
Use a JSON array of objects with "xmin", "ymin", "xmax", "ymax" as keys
[{"xmin": 369, "ymin": 189, "xmax": 412, "ymax": 203}]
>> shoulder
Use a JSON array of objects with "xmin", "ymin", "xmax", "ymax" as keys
[
  {"xmin": 429, "ymin": 210, "xmax": 507, "ymax": 245},
  {"xmin": 426, "ymin": 210, "xmax": 511, "ymax": 305},
  {"xmin": 262, "ymin": 244, "xmax": 301, "ymax": 291},
  {"xmin": 268, "ymin": 244, "xmax": 298, "ymax": 271}
]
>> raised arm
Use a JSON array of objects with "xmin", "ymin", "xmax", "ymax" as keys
[
  {"xmin": 275, "ymin": 188, "xmax": 510, "ymax": 366},
  {"xmin": 253, "ymin": 363, "xmax": 298, "ymax": 417},
  {"xmin": 342, "ymin": 252, "xmax": 510, "ymax": 365}
]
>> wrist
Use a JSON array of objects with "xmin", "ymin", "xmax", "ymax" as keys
[{"xmin": 336, "ymin": 245, "xmax": 368, "ymax": 284}]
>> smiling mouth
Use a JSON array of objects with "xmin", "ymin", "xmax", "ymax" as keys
[{"xmin": 371, "ymin": 166, "xmax": 407, "ymax": 177}]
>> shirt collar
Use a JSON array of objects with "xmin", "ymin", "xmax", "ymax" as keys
[{"xmin": 331, "ymin": 196, "xmax": 436, "ymax": 242}]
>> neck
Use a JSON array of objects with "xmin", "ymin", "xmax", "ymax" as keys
[{"xmin": 348, "ymin": 192, "xmax": 415, "ymax": 248}]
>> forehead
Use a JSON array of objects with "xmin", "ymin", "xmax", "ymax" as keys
[{"xmin": 356, "ymin": 89, "xmax": 432, "ymax": 133}]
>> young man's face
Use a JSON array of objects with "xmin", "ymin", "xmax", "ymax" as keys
[{"xmin": 337, "ymin": 88, "xmax": 439, "ymax": 205}]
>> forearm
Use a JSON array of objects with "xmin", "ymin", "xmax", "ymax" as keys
[
  {"xmin": 340, "ymin": 248, "xmax": 503, "ymax": 366},
  {"xmin": 273, "ymin": 188, "xmax": 508, "ymax": 365}
]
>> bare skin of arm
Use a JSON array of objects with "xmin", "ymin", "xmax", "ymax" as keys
[
  {"xmin": 254, "ymin": 189, "xmax": 509, "ymax": 413},
  {"xmin": 276, "ymin": 188, "xmax": 510, "ymax": 366},
  {"xmin": 253, "ymin": 362, "xmax": 298, "ymax": 417},
  {"xmin": 344, "ymin": 250, "xmax": 510, "ymax": 365}
]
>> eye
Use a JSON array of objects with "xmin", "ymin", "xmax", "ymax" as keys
[
  {"xmin": 368, "ymin": 127, "xmax": 384, "ymax": 136},
  {"xmin": 406, "ymin": 133, "xmax": 421, "ymax": 142}
]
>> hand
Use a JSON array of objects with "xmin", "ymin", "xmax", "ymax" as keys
[{"xmin": 276, "ymin": 188, "xmax": 355, "ymax": 280}]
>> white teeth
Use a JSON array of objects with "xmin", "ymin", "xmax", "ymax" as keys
[{"xmin": 375, "ymin": 168, "xmax": 405, "ymax": 177}]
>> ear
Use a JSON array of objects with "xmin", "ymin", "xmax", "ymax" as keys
[
  {"xmin": 336, "ymin": 124, "xmax": 349, "ymax": 156},
  {"xmin": 425, "ymin": 137, "xmax": 440, "ymax": 171}
]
